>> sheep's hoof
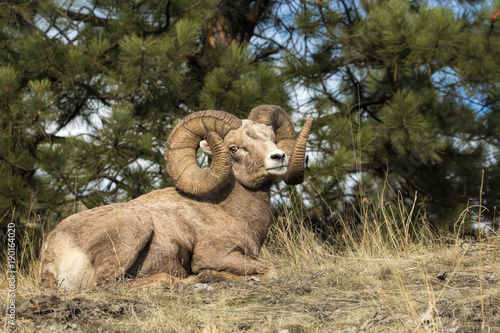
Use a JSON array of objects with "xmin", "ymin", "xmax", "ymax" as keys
[
  {"xmin": 129, "ymin": 273, "xmax": 181, "ymax": 289},
  {"xmin": 196, "ymin": 266, "xmax": 278, "ymax": 282},
  {"xmin": 197, "ymin": 270, "xmax": 235, "ymax": 282},
  {"xmin": 262, "ymin": 265, "xmax": 278, "ymax": 278}
]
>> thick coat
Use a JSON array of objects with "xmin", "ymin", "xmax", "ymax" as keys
[{"xmin": 39, "ymin": 105, "xmax": 313, "ymax": 290}]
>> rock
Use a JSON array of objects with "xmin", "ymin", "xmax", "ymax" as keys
[{"xmin": 194, "ymin": 283, "xmax": 214, "ymax": 291}]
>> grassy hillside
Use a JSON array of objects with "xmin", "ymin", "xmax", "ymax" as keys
[{"xmin": 1, "ymin": 196, "xmax": 499, "ymax": 332}]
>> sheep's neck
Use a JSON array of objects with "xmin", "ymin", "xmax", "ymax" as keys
[
  {"xmin": 176, "ymin": 177, "xmax": 273, "ymax": 246},
  {"xmin": 220, "ymin": 179, "xmax": 272, "ymax": 245}
]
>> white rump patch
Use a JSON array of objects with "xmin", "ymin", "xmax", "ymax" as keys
[{"xmin": 45, "ymin": 234, "xmax": 95, "ymax": 290}]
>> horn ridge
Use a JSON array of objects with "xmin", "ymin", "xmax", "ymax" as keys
[
  {"xmin": 283, "ymin": 116, "xmax": 314, "ymax": 185},
  {"xmin": 165, "ymin": 110, "xmax": 242, "ymax": 196}
]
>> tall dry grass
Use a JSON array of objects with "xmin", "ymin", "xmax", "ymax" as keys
[{"xmin": 1, "ymin": 190, "xmax": 499, "ymax": 332}]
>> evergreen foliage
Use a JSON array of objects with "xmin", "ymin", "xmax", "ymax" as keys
[
  {"xmin": 285, "ymin": 0, "xmax": 500, "ymax": 229},
  {"xmin": 2, "ymin": 0, "xmax": 500, "ymax": 235},
  {"xmin": 0, "ymin": 0, "xmax": 285, "ymax": 230}
]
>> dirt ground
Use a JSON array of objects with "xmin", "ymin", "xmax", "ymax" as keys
[{"xmin": 2, "ymin": 235, "xmax": 499, "ymax": 333}]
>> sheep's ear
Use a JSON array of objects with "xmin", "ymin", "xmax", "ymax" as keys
[{"xmin": 200, "ymin": 140, "xmax": 212, "ymax": 155}]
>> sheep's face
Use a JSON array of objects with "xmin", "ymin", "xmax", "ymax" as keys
[{"xmin": 200, "ymin": 120, "xmax": 288, "ymax": 189}]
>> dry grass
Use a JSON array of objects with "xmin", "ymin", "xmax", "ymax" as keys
[{"xmin": 1, "ymin": 195, "xmax": 500, "ymax": 332}]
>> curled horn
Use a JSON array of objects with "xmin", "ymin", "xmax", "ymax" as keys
[
  {"xmin": 248, "ymin": 105, "xmax": 314, "ymax": 185},
  {"xmin": 165, "ymin": 110, "xmax": 242, "ymax": 195}
]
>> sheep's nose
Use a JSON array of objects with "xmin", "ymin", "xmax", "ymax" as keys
[{"xmin": 270, "ymin": 153, "xmax": 286, "ymax": 162}]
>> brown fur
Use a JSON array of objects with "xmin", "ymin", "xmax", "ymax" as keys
[{"xmin": 39, "ymin": 120, "xmax": 290, "ymax": 290}]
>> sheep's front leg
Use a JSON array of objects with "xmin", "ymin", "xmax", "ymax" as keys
[{"xmin": 192, "ymin": 250, "xmax": 276, "ymax": 278}]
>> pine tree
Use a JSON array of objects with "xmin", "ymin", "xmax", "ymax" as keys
[
  {"xmin": 284, "ymin": 0, "xmax": 500, "ymax": 228},
  {"xmin": 0, "ymin": 0, "xmax": 285, "ymax": 233},
  {"xmin": 5, "ymin": 0, "xmax": 499, "ymax": 236}
]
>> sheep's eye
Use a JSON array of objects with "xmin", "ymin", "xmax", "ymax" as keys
[{"xmin": 229, "ymin": 146, "xmax": 239, "ymax": 153}]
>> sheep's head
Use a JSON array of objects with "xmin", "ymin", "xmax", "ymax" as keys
[
  {"xmin": 164, "ymin": 105, "xmax": 314, "ymax": 195},
  {"xmin": 200, "ymin": 120, "xmax": 288, "ymax": 189}
]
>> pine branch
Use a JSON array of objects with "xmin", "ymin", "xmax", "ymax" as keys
[
  {"xmin": 53, "ymin": 94, "xmax": 90, "ymax": 135},
  {"xmin": 97, "ymin": 172, "xmax": 124, "ymax": 188},
  {"xmin": 144, "ymin": 0, "xmax": 201, "ymax": 35},
  {"xmin": 0, "ymin": 155, "xmax": 36, "ymax": 173},
  {"xmin": 317, "ymin": 1, "xmax": 337, "ymax": 42},
  {"xmin": 73, "ymin": 79, "xmax": 133, "ymax": 106},
  {"xmin": 349, "ymin": 92, "xmax": 389, "ymax": 123},
  {"xmin": 151, "ymin": 0, "xmax": 172, "ymax": 35},
  {"xmin": 12, "ymin": 7, "xmax": 53, "ymax": 43},
  {"xmin": 251, "ymin": 33, "xmax": 286, "ymax": 62},
  {"xmin": 345, "ymin": 163, "xmax": 385, "ymax": 178},
  {"xmin": 64, "ymin": 9, "xmax": 107, "ymax": 26}
]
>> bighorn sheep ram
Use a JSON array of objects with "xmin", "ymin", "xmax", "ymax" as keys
[{"xmin": 39, "ymin": 105, "xmax": 314, "ymax": 290}]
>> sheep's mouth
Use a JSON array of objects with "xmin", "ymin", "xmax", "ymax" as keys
[
  {"xmin": 265, "ymin": 150, "xmax": 288, "ymax": 176},
  {"xmin": 266, "ymin": 166, "xmax": 288, "ymax": 176}
]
